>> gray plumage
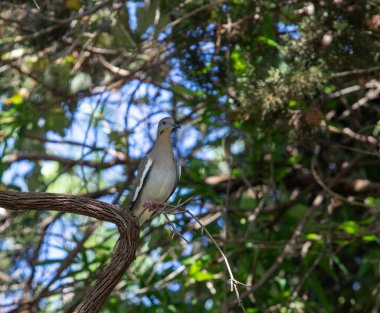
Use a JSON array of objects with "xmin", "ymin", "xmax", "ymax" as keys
[{"xmin": 129, "ymin": 117, "xmax": 180, "ymax": 226}]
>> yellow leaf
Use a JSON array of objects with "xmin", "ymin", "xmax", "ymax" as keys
[
  {"xmin": 3, "ymin": 93, "xmax": 23, "ymax": 106},
  {"xmin": 64, "ymin": 55, "xmax": 75, "ymax": 63},
  {"xmin": 65, "ymin": 0, "xmax": 81, "ymax": 10}
]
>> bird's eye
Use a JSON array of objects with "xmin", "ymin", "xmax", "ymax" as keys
[{"xmin": 163, "ymin": 121, "xmax": 167, "ymax": 125}]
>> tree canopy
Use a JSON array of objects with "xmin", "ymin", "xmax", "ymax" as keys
[{"xmin": 1, "ymin": 1, "xmax": 380, "ymax": 312}]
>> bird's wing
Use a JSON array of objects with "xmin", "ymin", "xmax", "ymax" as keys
[
  {"xmin": 129, "ymin": 156, "xmax": 154, "ymax": 210},
  {"xmin": 165, "ymin": 159, "xmax": 181, "ymax": 202}
]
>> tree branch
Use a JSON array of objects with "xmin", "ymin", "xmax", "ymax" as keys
[
  {"xmin": 0, "ymin": 190, "xmax": 140, "ymax": 313},
  {"xmin": 6, "ymin": 151, "xmax": 131, "ymax": 169}
]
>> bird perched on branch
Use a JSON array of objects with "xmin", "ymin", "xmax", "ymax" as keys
[{"xmin": 129, "ymin": 117, "xmax": 181, "ymax": 226}]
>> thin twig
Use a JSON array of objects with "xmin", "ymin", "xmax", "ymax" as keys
[
  {"xmin": 184, "ymin": 208, "xmax": 248, "ymax": 312},
  {"xmin": 331, "ymin": 65, "xmax": 380, "ymax": 78},
  {"xmin": 32, "ymin": 0, "xmax": 40, "ymax": 10},
  {"xmin": 162, "ymin": 210, "xmax": 190, "ymax": 244},
  {"xmin": 159, "ymin": 198, "xmax": 194, "ymax": 243},
  {"xmin": 163, "ymin": 199, "xmax": 248, "ymax": 313},
  {"xmin": 311, "ymin": 145, "xmax": 378, "ymax": 210}
]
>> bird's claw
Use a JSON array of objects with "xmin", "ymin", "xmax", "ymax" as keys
[{"xmin": 143, "ymin": 201, "xmax": 165, "ymax": 212}]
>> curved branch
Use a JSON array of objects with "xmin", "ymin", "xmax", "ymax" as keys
[{"xmin": 0, "ymin": 190, "xmax": 140, "ymax": 313}]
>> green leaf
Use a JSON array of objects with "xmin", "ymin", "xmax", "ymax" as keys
[
  {"xmin": 170, "ymin": 85, "xmax": 204, "ymax": 96},
  {"xmin": 246, "ymin": 309, "xmax": 259, "ymax": 313},
  {"xmin": 364, "ymin": 196, "xmax": 380, "ymax": 208},
  {"xmin": 189, "ymin": 260, "xmax": 213, "ymax": 281},
  {"xmin": 362, "ymin": 235, "xmax": 377, "ymax": 242},
  {"xmin": 182, "ymin": 256, "xmax": 196, "ymax": 265},
  {"xmin": 306, "ymin": 233, "xmax": 322, "ymax": 241},
  {"xmin": 192, "ymin": 271, "xmax": 214, "ymax": 281},
  {"xmin": 339, "ymin": 220, "xmax": 361, "ymax": 234},
  {"xmin": 323, "ymin": 85, "xmax": 336, "ymax": 94},
  {"xmin": 257, "ymin": 36, "xmax": 280, "ymax": 48},
  {"xmin": 231, "ymin": 45, "xmax": 247, "ymax": 73}
]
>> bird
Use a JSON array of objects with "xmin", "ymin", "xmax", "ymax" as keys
[{"xmin": 129, "ymin": 117, "xmax": 181, "ymax": 226}]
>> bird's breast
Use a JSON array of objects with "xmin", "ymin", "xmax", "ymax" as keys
[{"xmin": 142, "ymin": 159, "xmax": 177, "ymax": 202}]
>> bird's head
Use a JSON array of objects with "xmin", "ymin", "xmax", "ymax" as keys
[{"xmin": 157, "ymin": 117, "xmax": 180, "ymax": 136}]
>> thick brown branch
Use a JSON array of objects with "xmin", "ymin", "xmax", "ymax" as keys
[{"xmin": 0, "ymin": 191, "xmax": 140, "ymax": 313}]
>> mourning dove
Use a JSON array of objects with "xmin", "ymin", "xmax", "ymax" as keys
[{"xmin": 129, "ymin": 117, "xmax": 181, "ymax": 226}]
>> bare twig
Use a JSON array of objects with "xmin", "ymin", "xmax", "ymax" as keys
[
  {"xmin": 323, "ymin": 122, "xmax": 379, "ymax": 148},
  {"xmin": 163, "ymin": 199, "xmax": 248, "ymax": 313},
  {"xmin": 32, "ymin": 0, "xmax": 40, "ymax": 10},
  {"xmin": 328, "ymin": 85, "xmax": 361, "ymax": 98},
  {"xmin": 162, "ymin": 210, "xmax": 190, "ymax": 244},
  {"xmin": 163, "ymin": 0, "xmax": 226, "ymax": 31},
  {"xmin": 331, "ymin": 65, "xmax": 380, "ymax": 78},
  {"xmin": 311, "ymin": 145, "xmax": 378, "ymax": 210},
  {"xmin": 185, "ymin": 208, "xmax": 248, "ymax": 312},
  {"xmin": 291, "ymin": 250, "xmax": 325, "ymax": 300},
  {"xmin": 6, "ymin": 151, "xmax": 131, "ymax": 169},
  {"xmin": 235, "ymin": 199, "xmax": 320, "ymax": 307}
]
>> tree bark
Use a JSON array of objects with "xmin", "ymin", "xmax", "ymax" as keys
[{"xmin": 0, "ymin": 190, "xmax": 140, "ymax": 313}]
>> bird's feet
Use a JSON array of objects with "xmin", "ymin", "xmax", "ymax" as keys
[{"xmin": 143, "ymin": 201, "xmax": 166, "ymax": 213}]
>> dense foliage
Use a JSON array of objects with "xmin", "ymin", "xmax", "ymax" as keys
[{"xmin": 1, "ymin": 1, "xmax": 380, "ymax": 312}]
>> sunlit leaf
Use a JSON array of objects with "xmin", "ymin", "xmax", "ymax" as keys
[{"xmin": 339, "ymin": 220, "xmax": 361, "ymax": 234}]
